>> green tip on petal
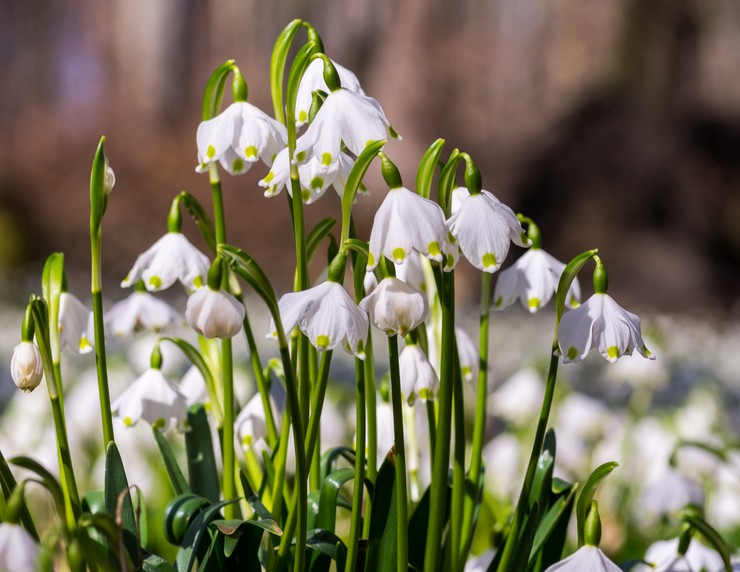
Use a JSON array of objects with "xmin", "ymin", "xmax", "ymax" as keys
[
  {"xmin": 263, "ymin": 171, "xmax": 275, "ymax": 183},
  {"xmin": 301, "ymin": 189, "xmax": 311, "ymax": 202},
  {"xmin": 445, "ymin": 253, "xmax": 455, "ymax": 268},
  {"xmin": 462, "ymin": 366, "xmax": 472, "ymax": 379},
  {"xmin": 206, "ymin": 145, "xmax": 216, "ymax": 159},
  {"xmin": 79, "ymin": 338, "xmax": 91, "ymax": 351},
  {"xmin": 367, "ymin": 252, "xmax": 375, "ymax": 268},
  {"xmin": 528, "ymin": 298, "xmax": 541, "ymax": 311},
  {"xmin": 152, "ymin": 418, "xmax": 166, "ymax": 430},
  {"xmin": 607, "ymin": 346, "xmax": 619, "ymax": 360},
  {"xmin": 428, "ymin": 241, "xmax": 441, "ymax": 257},
  {"xmin": 242, "ymin": 435, "xmax": 253, "ymax": 447},
  {"xmin": 310, "ymin": 176, "xmax": 324, "ymax": 190},
  {"xmin": 298, "ymin": 110, "xmax": 307, "ymax": 123},
  {"xmin": 233, "ymin": 158, "xmax": 244, "ymax": 172},
  {"xmin": 392, "ymin": 247, "xmax": 406, "ymax": 263},
  {"xmin": 567, "ymin": 346, "xmax": 578, "ymax": 360},
  {"xmin": 193, "ymin": 276, "xmax": 204, "ymax": 289},
  {"xmin": 321, "ymin": 152, "xmax": 332, "ymax": 166},
  {"xmin": 148, "ymin": 275, "xmax": 163, "ymax": 289},
  {"xmin": 295, "ymin": 151, "xmax": 306, "ymax": 162},
  {"xmin": 244, "ymin": 146, "xmax": 258, "ymax": 159},
  {"xmin": 494, "ymin": 295, "xmax": 503, "ymax": 308},
  {"xmin": 316, "ymin": 334, "xmax": 330, "ymax": 349},
  {"xmin": 482, "ymin": 253, "xmax": 497, "ymax": 269},
  {"xmin": 418, "ymin": 388, "xmax": 432, "ymax": 401},
  {"xmin": 123, "ymin": 417, "xmax": 133, "ymax": 427}
]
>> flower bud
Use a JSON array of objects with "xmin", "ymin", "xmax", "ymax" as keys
[
  {"xmin": 10, "ymin": 342, "xmax": 44, "ymax": 393},
  {"xmin": 186, "ymin": 287, "xmax": 245, "ymax": 339},
  {"xmin": 360, "ymin": 277, "xmax": 428, "ymax": 337}
]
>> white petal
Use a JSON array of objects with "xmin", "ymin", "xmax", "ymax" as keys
[
  {"xmin": 557, "ymin": 297, "xmax": 598, "ymax": 363},
  {"xmin": 186, "ymin": 287, "xmax": 245, "ymax": 339},
  {"xmin": 113, "ymin": 369, "xmax": 189, "ymax": 432}
]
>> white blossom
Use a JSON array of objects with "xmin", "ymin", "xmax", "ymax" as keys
[
  {"xmin": 10, "ymin": 341, "xmax": 44, "ymax": 393},
  {"xmin": 106, "ymin": 291, "xmax": 181, "ymax": 336},
  {"xmin": 0, "ymin": 523, "xmax": 40, "ymax": 572},
  {"xmin": 59, "ymin": 292, "xmax": 94, "ymax": 354},
  {"xmin": 186, "ymin": 287, "xmax": 245, "ymax": 339},
  {"xmin": 113, "ymin": 368, "xmax": 189, "ymax": 432},
  {"xmin": 398, "ymin": 344, "xmax": 438, "ymax": 403},
  {"xmin": 295, "ymin": 58, "xmax": 364, "ymax": 127},
  {"xmin": 544, "ymin": 545, "xmax": 622, "ymax": 572},
  {"xmin": 360, "ymin": 277, "xmax": 428, "ymax": 337}
]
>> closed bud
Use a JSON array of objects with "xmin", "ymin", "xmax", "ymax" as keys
[{"xmin": 10, "ymin": 342, "xmax": 43, "ymax": 393}]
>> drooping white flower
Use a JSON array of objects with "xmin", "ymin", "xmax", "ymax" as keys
[
  {"xmin": 10, "ymin": 341, "xmax": 44, "ymax": 393},
  {"xmin": 456, "ymin": 325, "xmax": 479, "ymax": 382},
  {"xmin": 294, "ymin": 89, "xmax": 395, "ymax": 170},
  {"xmin": 0, "ymin": 522, "xmax": 40, "ymax": 572},
  {"xmin": 104, "ymin": 156, "xmax": 116, "ymax": 195},
  {"xmin": 360, "ymin": 277, "xmax": 428, "ymax": 337},
  {"xmin": 557, "ymin": 293, "xmax": 654, "ymax": 363},
  {"xmin": 295, "ymin": 58, "xmax": 365, "ymax": 127},
  {"xmin": 196, "ymin": 101, "xmax": 287, "ymax": 175},
  {"xmin": 493, "ymin": 249, "xmax": 580, "ymax": 312},
  {"xmin": 491, "ymin": 368, "xmax": 544, "ymax": 426},
  {"xmin": 269, "ymin": 281, "xmax": 369, "ymax": 359},
  {"xmin": 641, "ymin": 469, "xmax": 705, "ymax": 519},
  {"xmin": 447, "ymin": 187, "xmax": 528, "ymax": 273},
  {"xmin": 59, "ymin": 292, "xmax": 94, "ymax": 354},
  {"xmin": 186, "ymin": 286, "xmax": 245, "ymax": 339},
  {"xmin": 179, "ymin": 366, "xmax": 209, "ymax": 407},
  {"xmin": 398, "ymin": 344, "xmax": 438, "ymax": 403},
  {"xmin": 106, "ymin": 291, "xmax": 181, "ymax": 336},
  {"xmin": 235, "ymin": 392, "xmax": 279, "ymax": 457},
  {"xmin": 544, "ymin": 545, "xmax": 622, "ymax": 572},
  {"xmin": 638, "ymin": 538, "xmax": 724, "ymax": 572},
  {"xmin": 122, "ymin": 232, "xmax": 210, "ymax": 292},
  {"xmin": 368, "ymin": 186, "xmax": 454, "ymax": 271},
  {"xmin": 112, "ymin": 368, "xmax": 189, "ymax": 432}
]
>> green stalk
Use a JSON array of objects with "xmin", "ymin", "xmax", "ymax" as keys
[
  {"xmin": 424, "ymin": 271, "xmax": 455, "ymax": 572},
  {"xmin": 449, "ymin": 355, "xmax": 466, "ymax": 572},
  {"xmin": 388, "ymin": 335, "xmax": 409, "ymax": 571},
  {"xmin": 362, "ymin": 335, "xmax": 378, "ymax": 538},
  {"xmin": 270, "ymin": 403, "xmax": 292, "ymax": 518},
  {"xmin": 459, "ymin": 272, "xmax": 492, "ymax": 562},
  {"xmin": 346, "ymin": 357, "xmax": 366, "ymax": 571}
]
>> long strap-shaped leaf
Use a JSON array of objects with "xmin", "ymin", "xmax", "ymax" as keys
[
  {"xmin": 152, "ymin": 428, "xmax": 190, "ymax": 497},
  {"xmin": 105, "ymin": 442, "xmax": 140, "ymax": 568}
]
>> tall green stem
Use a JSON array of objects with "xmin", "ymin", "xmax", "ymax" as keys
[
  {"xmin": 362, "ymin": 336, "xmax": 378, "ymax": 538},
  {"xmin": 449, "ymin": 355, "xmax": 465, "ymax": 572},
  {"xmin": 388, "ymin": 335, "xmax": 409, "ymax": 571},
  {"xmin": 91, "ymin": 239, "xmax": 115, "ymax": 447},
  {"xmin": 346, "ymin": 357, "xmax": 366, "ymax": 571}
]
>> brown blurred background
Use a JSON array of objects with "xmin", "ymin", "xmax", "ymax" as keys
[{"xmin": 2, "ymin": 0, "xmax": 740, "ymax": 314}]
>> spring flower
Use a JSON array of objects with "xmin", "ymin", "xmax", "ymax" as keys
[
  {"xmin": 196, "ymin": 101, "xmax": 287, "ymax": 175},
  {"xmin": 10, "ymin": 341, "xmax": 44, "ymax": 393},
  {"xmin": 106, "ymin": 290, "xmax": 181, "ymax": 336},
  {"xmin": 122, "ymin": 232, "xmax": 210, "ymax": 292},
  {"xmin": 186, "ymin": 286, "xmax": 245, "ymax": 339},
  {"xmin": 638, "ymin": 538, "xmax": 724, "ymax": 572},
  {"xmin": 235, "ymin": 393, "xmax": 279, "ymax": 456},
  {"xmin": 59, "ymin": 292, "xmax": 94, "ymax": 354},
  {"xmin": 294, "ymin": 88, "xmax": 395, "ymax": 171},
  {"xmin": 641, "ymin": 469, "xmax": 705, "ymax": 519},
  {"xmin": 493, "ymin": 249, "xmax": 580, "ymax": 312},
  {"xmin": 544, "ymin": 545, "xmax": 622, "ymax": 572},
  {"xmin": 399, "ymin": 344, "xmax": 438, "ymax": 403},
  {"xmin": 447, "ymin": 187, "xmax": 528, "ymax": 273},
  {"xmin": 368, "ymin": 186, "xmax": 454, "ymax": 271},
  {"xmin": 269, "ymin": 281, "xmax": 369, "ymax": 359},
  {"xmin": 0, "ymin": 522, "xmax": 40, "ymax": 572},
  {"xmin": 456, "ymin": 325, "xmax": 479, "ymax": 381},
  {"xmin": 360, "ymin": 277, "xmax": 428, "ymax": 337},
  {"xmin": 112, "ymin": 368, "xmax": 189, "ymax": 432},
  {"xmin": 557, "ymin": 293, "xmax": 654, "ymax": 363},
  {"xmin": 295, "ymin": 57, "xmax": 364, "ymax": 127}
]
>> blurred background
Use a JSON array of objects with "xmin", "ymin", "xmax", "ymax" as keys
[{"xmin": 2, "ymin": 0, "xmax": 740, "ymax": 314}]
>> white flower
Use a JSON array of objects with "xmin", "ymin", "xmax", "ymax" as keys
[
  {"xmin": 544, "ymin": 545, "xmax": 622, "ymax": 572},
  {"xmin": 493, "ymin": 249, "xmax": 580, "ymax": 312},
  {"xmin": 464, "ymin": 550, "xmax": 496, "ymax": 572},
  {"xmin": 491, "ymin": 368, "xmax": 544, "ymax": 426},
  {"xmin": 557, "ymin": 293, "xmax": 654, "ymax": 363},
  {"xmin": 270, "ymin": 281, "xmax": 369, "ymax": 359},
  {"xmin": 368, "ymin": 187, "xmax": 454, "ymax": 271},
  {"xmin": 59, "ymin": 292, "xmax": 94, "ymax": 354},
  {"xmin": 112, "ymin": 368, "xmax": 189, "ymax": 432},
  {"xmin": 0, "ymin": 522, "xmax": 40, "ymax": 572},
  {"xmin": 360, "ymin": 277, "xmax": 428, "ymax": 337},
  {"xmin": 456, "ymin": 325, "xmax": 479, "ymax": 382},
  {"xmin": 295, "ymin": 58, "xmax": 365, "ymax": 127},
  {"xmin": 186, "ymin": 287, "xmax": 245, "ymax": 339},
  {"xmin": 106, "ymin": 291, "xmax": 181, "ymax": 336},
  {"xmin": 641, "ymin": 469, "xmax": 704, "ymax": 519},
  {"xmin": 447, "ymin": 187, "xmax": 528, "ymax": 273},
  {"xmin": 294, "ymin": 88, "xmax": 395, "ymax": 170},
  {"xmin": 122, "ymin": 232, "xmax": 210, "ymax": 292},
  {"xmin": 196, "ymin": 101, "xmax": 287, "ymax": 175},
  {"xmin": 179, "ymin": 366, "xmax": 209, "ymax": 407},
  {"xmin": 399, "ymin": 344, "xmax": 438, "ymax": 403},
  {"xmin": 104, "ymin": 156, "xmax": 116, "ymax": 195},
  {"xmin": 638, "ymin": 538, "xmax": 725, "ymax": 572},
  {"xmin": 235, "ymin": 392, "xmax": 279, "ymax": 457},
  {"xmin": 10, "ymin": 341, "xmax": 44, "ymax": 393}
]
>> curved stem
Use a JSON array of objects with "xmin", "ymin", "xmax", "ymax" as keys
[{"xmin": 388, "ymin": 335, "xmax": 409, "ymax": 572}]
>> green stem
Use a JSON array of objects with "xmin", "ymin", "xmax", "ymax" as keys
[
  {"xmin": 449, "ymin": 355, "xmax": 465, "ymax": 572},
  {"xmin": 388, "ymin": 335, "xmax": 409, "ymax": 571},
  {"xmin": 270, "ymin": 404, "xmax": 292, "ymax": 519},
  {"xmin": 459, "ymin": 272, "xmax": 492, "ymax": 562},
  {"xmin": 363, "ymin": 336, "xmax": 378, "ymax": 538},
  {"xmin": 91, "ymin": 237, "xmax": 115, "ymax": 447},
  {"xmin": 346, "ymin": 357, "xmax": 366, "ymax": 571},
  {"xmin": 221, "ymin": 338, "xmax": 238, "ymax": 520}
]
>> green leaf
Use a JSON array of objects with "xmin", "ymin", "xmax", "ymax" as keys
[
  {"xmin": 176, "ymin": 499, "xmax": 238, "ymax": 572},
  {"xmin": 270, "ymin": 19, "xmax": 303, "ymax": 124},
  {"xmin": 142, "ymin": 553, "xmax": 177, "ymax": 572},
  {"xmin": 555, "ymin": 249, "xmax": 598, "ymax": 325},
  {"xmin": 219, "ymin": 245, "xmax": 278, "ymax": 317},
  {"xmin": 285, "ymin": 41, "xmax": 320, "ymax": 126},
  {"xmin": 528, "ymin": 431, "xmax": 556, "ymax": 510},
  {"xmin": 157, "ymin": 337, "xmax": 218, "ymax": 418},
  {"xmin": 575, "ymin": 461, "xmax": 618, "ymax": 547},
  {"xmin": 306, "ymin": 529, "xmax": 348, "ymax": 571},
  {"xmin": 185, "ymin": 405, "xmax": 220, "ymax": 503},
  {"xmin": 511, "ymin": 502, "xmax": 540, "ymax": 572},
  {"xmin": 0, "ymin": 450, "xmax": 38, "ymax": 540},
  {"xmin": 177, "ymin": 192, "xmax": 217, "ymax": 254},
  {"xmin": 341, "ymin": 141, "xmax": 386, "ymax": 243},
  {"xmin": 364, "ymin": 449, "xmax": 397, "ymax": 571},
  {"xmin": 104, "ymin": 442, "xmax": 140, "ymax": 568},
  {"xmin": 682, "ymin": 514, "xmax": 733, "ymax": 572},
  {"xmin": 9, "ymin": 456, "xmax": 66, "ymax": 523},
  {"xmin": 437, "ymin": 148, "xmax": 461, "ymax": 216},
  {"xmin": 320, "ymin": 447, "xmax": 355, "ymax": 483},
  {"xmin": 307, "ymin": 218, "xmax": 337, "ymax": 263},
  {"xmin": 89, "ymin": 136, "xmax": 108, "ymax": 230},
  {"xmin": 238, "ymin": 470, "xmax": 283, "ymax": 536},
  {"xmin": 416, "ymin": 138, "xmax": 446, "ymax": 199},
  {"xmin": 316, "ymin": 468, "xmax": 355, "ymax": 533},
  {"xmin": 202, "ymin": 60, "xmax": 235, "ymax": 121},
  {"xmin": 152, "ymin": 427, "xmax": 191, "ymax": 497},
  {"xmin": 528, "ymin": 483, "xmax": 577, "ymax": 570}
]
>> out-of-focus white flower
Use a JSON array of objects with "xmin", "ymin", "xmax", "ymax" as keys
[
  {"xmin": 605, "ymin": 339, "xmax": 667, "ymax": 388},
  {"xmin": 10, "ymin": 341, "xmax": 44, "ymax": 393},
  {"xmin": 106, "ymin": 291, "xmax": 181, "ymax": 336},
  {"xmin": 395, "ymin": 252, "xmax": 426, "ymax": 293},
  {"xmin": 557, "ymin": 293, "xmax": 654, "ymax": 363},
  {"xmin": 186, "ymin": 287, "xmax": 245, "ymax": 339},
  {"xmin": 544, "ymin": 545, "xmax": 622, "ymax": 572},
  {"xmin": 196, "ymin": 101, "xmax": 287, "ymax": 175},
  {"xmin": 482, "ymin": 434, "xmax": 523, "ymax": 499},
  {"xmin": 104, "ymin": 156, "xmax": 116, "ymax": 195},
  {"xmin": 490, "ymin": 368, "xmax": 543, "ymax": 426},
  {"xmin": 179, "ymin": 366, "xmax": 208, "ymax": 407},
  {"xmin": 295, "ymin": 58, "xmax": 364, "ymax": 127},
  {"xmin": 112, "ymin": 368, "xmax": 189, "ymax": 432},
  {"xmin": 456, "ymin": 325, "xmax": 479, "ymax": 382},
  {"xmin": 493, "ymin": 248, "xmax": 580, "ymax": 312},
  {"xmin": 368, "ymin": 187, "xmax": 454, "ymax": 271},
  {"xmin": 399, "ymin": 344, "xmax": 438, "ymax": 403},
  {"xmin": 447, "ymin": 187, "xmax": 528, "ymax": 273},
  {"xmin": 360, "ymin": 277, "xmax": 428, "ymax": 337},
  {"xmin": 235, "ymin": 393, "xmax": 279, "ymax": 458},
  {"xmin": 464, "ymin": 549, "xmax": 496, "ymax": 572},
  {"xmin": 59, "ymin": 292, "xmax": 93, "ymax": 354},
  {"xmin": 122, "ymin": 233, "xmax": 210, "ymax": 292},
  {"xmin": 0, "ymin": 522, "xmax": 40, "ymax": 572},
  {"xmin": 270, "ymin": 281, "xmax": 368, "ymax": 359},
  {"xmin": 641, "ymin": 469, "xmax": 704, "ymax": 519},
  {"xmin": 638, "ymin": 538, "xmax": 724, "ymax": 572},
  {"xmin": 295, "ymin": 88, "xmax": 395, "ymax": 170}
]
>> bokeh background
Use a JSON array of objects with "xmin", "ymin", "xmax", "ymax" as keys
[{"xmin": 2, "ymin": 0, "xmax": 740, "ymax": 313}]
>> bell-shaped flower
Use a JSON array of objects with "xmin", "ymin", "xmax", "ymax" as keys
[
  {"xmin": 106, "ymin": 290, "xmax": 181, "ymax": 336},
  {"xmin": 122, "ymin": 232, "xmax": 210, "ymax": 292},
  {"xmin": 638, "ymin": 538, "xmax": 724, "ymax": 572},
  {"xmin": 360, "ymin": 277, "xmax": 428, "ymax": 337},
  {"xmin": 186, "ymin": 286, "xmax": 245, "ymax": 339},
  {"xmin": 641, "ymin": 469, "xmax": 704, "ymax": 519},
  {"xmin": 10, "ymin": 341, "xmax": 44, "ymax": 393},
  {"xmin": 399, "ymin": 344, "xmax": 438, "ymax": 403},
  {"xmin": 269, "ymin": 281, "xmax": 369, "ymax": 359},
  {"xmin": 294, "ymin": 88, "xmax": 395, "ymax": 171},
  {"xmin": 368, "ymin": 186, "xmax": 454, "ymax": 271},
  {"xmin": 59, "ymin": 292, "xmax": 94, "ymax": 354},
  {"xmin": 557, "ymin": 293, "xmax": 654, "ymax": 363},
  {"xmin": 456, "ymin": 325, "xmax": 479, "ymax": 382},
  {"xmin": 0, "ymin": 522, "xmax": 40, "ymax": 572},
  {"xmin": 447, "ymin": 187, "xmax": 528, "ymax": 273},
  {"xmin": 112, "ymin": 368, "xmax": 189, "ymax": 432},
  {"xmin": 179, "ymin": 366, "xmax": 209, "ymax": 407},
  {"xmin": 295, "ymin": 58, "xmax": 364, "ymax": 127},
  {"xmin": 544, "ymin": 545, "xmax": 622, "ymax": 572},
  {"xmin": 493, "ymin": 248, "xmax": 580, "ymax": 312},
  {"xmin": 196, "ymin": 101, "xmax": 287, "ymax": 175},
  {"xmin": 235, "ymin": 392, "xmax": 279, "ymax": 457}
]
